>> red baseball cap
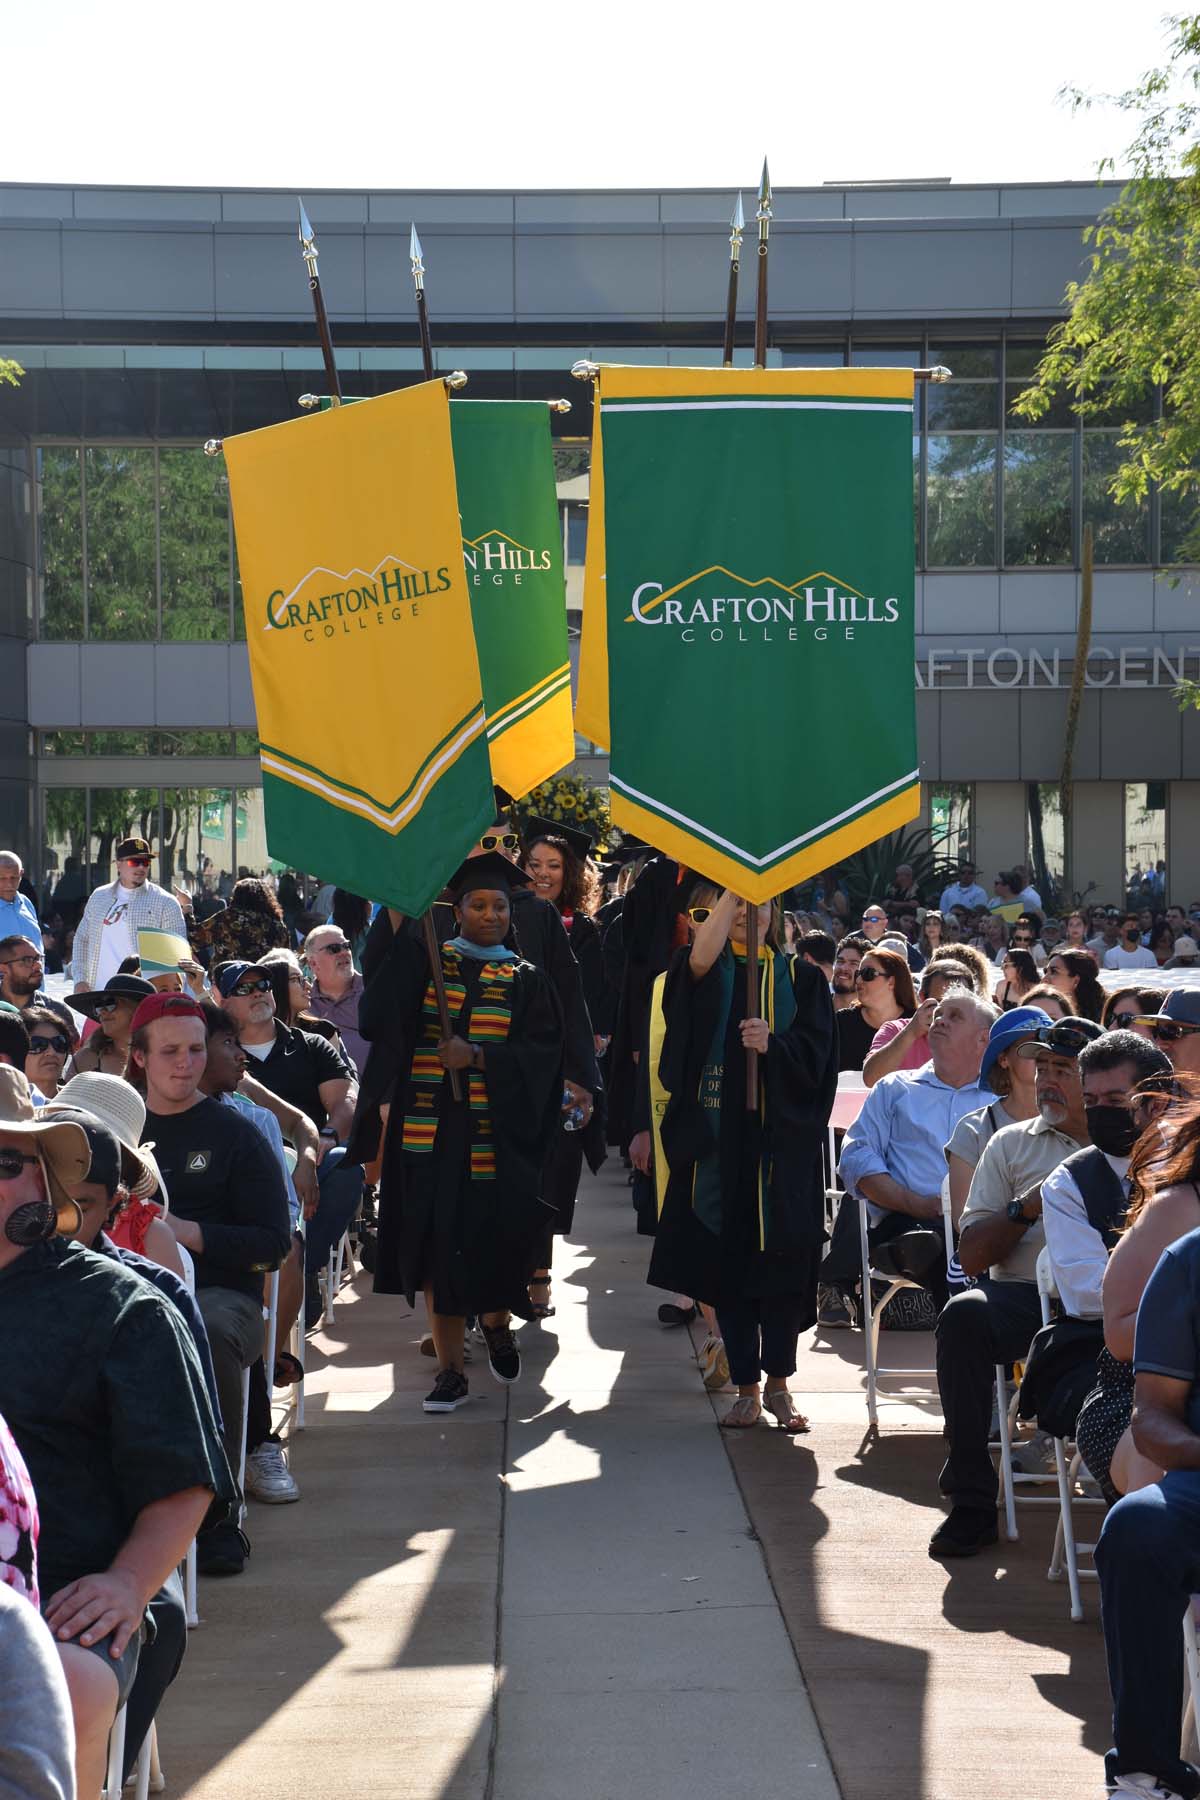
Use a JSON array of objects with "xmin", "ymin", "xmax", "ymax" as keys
[{"xmin": 130, "ymin": 992, "xmax": 207, "ymax": 1035}]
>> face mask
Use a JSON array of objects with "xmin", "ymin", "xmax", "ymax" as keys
[
  {"xmin": 1086, "ymin": 1105, "xmax": 1140, "ymax": 1157},
  {"xmin": 4, "ymin": 1194, "xmax": 57, "ymax": 1247}
]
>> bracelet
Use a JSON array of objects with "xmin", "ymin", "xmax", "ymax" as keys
[{"xmin": 319, "ymin": 1127, "xmax": 338, "ymax": 1141}]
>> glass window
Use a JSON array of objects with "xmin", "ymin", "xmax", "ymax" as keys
[
  {"xmin": 162, "ymin": 787, "xmax": 233, "ymax": 899},
  {"xmin": 848, "ymin": 344, "xmax": 922, "ymax": 367},
  {"xmin": 928, "ymin": 345, "xmax": 1000, "ymax": 380},
  {"xmin": 84, "ymin": 447, "xmax": 157, "ymax": 638},
  {"xmin": 89, "ymin": 732, "xmax": 158, "ymax": 756},
  {"xmin": 42, "ymin": 788, "xmax": 89, "ymax": 924},
  {"xmin": 232, "ymin": 524, "xmax": 246, "ymax": 641},
  {"xmin": 781, "ymin": 347, "xmax": 846, "ymax": 367},
  {"xmin": 913, "ymin": 434, "xmax": 921, "ymax": 565},
  {"xmin": 1003, "ymin": 433, "xmax": 1074, "ymax": 565},
  {"xmin": 566, "ymin": 506, "xmax": 588, "ymax": 565},
  {"xmin": 1082, "ymin": 432, "xmax": 1149, "ymax": 564},
  {"xmin": 1004, "ymin": 342, "xmax": 1047, "ymax": 381},
  {"xmin": 1026, "ymin": 784, "xmax": 1064, "ymax": 907},
  {"xmin": 159, "ymin": 448, "xmax": 231, "ymax": 641},
  {"xmin": 1162, "ymin": 488, "xmax": 1200, "ymax": 564},
  {"xmin": 927, "ymin": 434, "xmax": 997, "ymax": 566},
  {"xmin": 233, "ymin": 786, "xmax": 272, "ymax": 879},
  {"xmin": 1005, "ymin": 382, "xmax": 1079, "ymax": 430},
  {"xmin": 160, "ymin": 729, "xmax": 235, "ymax": 756},
  {"xmin": 928, "ymin": 784, "xmax": 972, "ymax": 864},
  {"xmin": 40, "ymin": 731, "xmax": 87, "ymax": 756},
  {"xmin": 1125, "ymin": 783, "xmax": 1167, "ymax": 907},
  {"xmin": 37, "ymin": 447, "xmax": 83, "ymax": 640},
  {"xmin": 926, "ymin": 384, "xmax": 999, "ymax": 431},
  {"xmin": 233, "ymin": 732, "xmax": 260, "ymax": 756},
  {"xmin": 87, "ymin": 788, "xmax": 160, "ymax": 894}
]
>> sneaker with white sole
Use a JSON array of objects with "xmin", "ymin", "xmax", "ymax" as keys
[
  {"xmin": 479, "ymin": 1321, "xmax": 521, "ymax": 1385},
  {"xmin": 1108, "ymin": 1777, "xmax": 1200, "ymax": 1799},
  {"xmin": 423, "ymin": 1368, "xmax": 470, "ymax": 1413},
  {"xmin": 243, "ymin": 1438, "xmax": 300, "ymax": 1504},
  {"xmin": 699, "ymin": 1336, "xmax": 731, "ymax": 1391}
]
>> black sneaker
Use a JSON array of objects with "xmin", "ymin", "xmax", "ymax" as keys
[
  {"xmin": 817, "ymin": 1284, "xmax": 857, "ymax": 1329},
  {"xmin": 479, "ymin": 1322, "xmax": 521, "ymax": 1385},
  {"xmin": 928, "ymin": 1505, "xmax": 999, "ymax": 1559},
  {"xmin": 423, "ymin": 1369, "xmax": 470, "ymax": 1413},
  {"xmin": 196, "ymin": 1520, "xmax": 250, "ymax": 1577}
]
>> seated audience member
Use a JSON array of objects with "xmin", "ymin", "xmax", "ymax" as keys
[
  {"xmin": 1094, "ymin": 1223, "xmax": 1200, "ymax": 1800},
  {"xmin": 217, "ymin": 959, "xmax": 362, "ymax": 1325},
  {"xmin": 1076, "ymin": 1076, "xmax": 1187, "ymax": 1507},
  {"xmin": 53, "ymin": 1070, "xmax": 185, "ymax": 1279},
  {"xmin": 0, "ymin": 1408, "xmax": 76, "ymax": 1800},
  {"xmin": 0, "ymin": 935, "xmax": 44, "ymax": 1011},
  {"xmin": 1102, "ymin": 986, "xmax": 1164, "ymax": 1038},
  {"xmin": 836, "ymin": 944, "xmax": 913, "ymax": 1076},
  {"xmin": 0, "ymin": 1005, "xmax": 31, "ymax": 1074},
  {"xmin": 1021, "ymin": 981, "xmax": 1072, "ymax": 1022},
  {"xmin": 994, "ymin": 947, "xmax": 1039, "ymax": 1011},
  {"xmin": 1043, "ymin": 947, "xmax": 1106, "ymax": 1022},
  {"xmin": 303, "ymin": 923, "xmax": 368, "ymax": 1079},
  {"xmin": 940, "ymin": 860, "xmax": 989, "ymax": 916},
  {"xmin": 0, "ymin": 1068, "xmax": 232, "ymax": 1800},
  {"xmin": 70, "ymin": 974, "xmax": 154, "ymax": 1077},
  {"xmin": 259, "ymin": 950, "xmax": 344, "ymax": 1047},
  {"xmin": 1105, "ymin": 912, "xmax": 1158, "ymax": 972},
  {"xmin": 930, "ymin": 1014, "xmax": 1102, "ymax": 1558},
  {"xmin": 927, "ymin": 940, "xmax": 993, "ymax": 998},
  {"xmin": 837, "ymin": 992, "xmax": 997, "ymax": 1304},
  {"xmin": 21, "ymin": 1006, "xmax": 68, "ymax": 1104},
  {"xmin": 128, "ymin": 991, "xmax": 292, "ymax": 1575},
  {"xmin": 1010, "ymin": 915, "xmax": 1047, "ymax": 966},
  {"xmin": 1139, "ymin": 990, "xmax": 1200, "ymax": 1083},
  {"xmin": 944, "ymin": 1007, "xmax": 1051, "ymax": 1228},
  {"xmin": 796, "ymin": 930, "xmax": 836, "ymax": 990},
  {"xmin": 863, "ymin": 959, "xmax": 975, "ymax": 1087}
]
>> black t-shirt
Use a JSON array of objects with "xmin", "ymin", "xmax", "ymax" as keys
[
  {"xmin": 0, "ymin": 1239, "xmax": 233, "ymax": 1602},
  {"xmin": 242, "ymin": 1021, "xmax": 352, "ymax": 1130},
  {"xmin": 144, "ymin": 1095, "xmax": 291, "ymax": 1297},
  {"xmin": 835, "ymin": 1004, "xmax": 876, "ymax": 1073}
]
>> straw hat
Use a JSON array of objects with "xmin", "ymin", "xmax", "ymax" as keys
[
  {"xmin": 0, "ymin": 1066, "xmax": 91, "ymax": 1229},
  {"xmin": 47, "ymin": 1072, "xmax": 163, "ymax": 1200}
]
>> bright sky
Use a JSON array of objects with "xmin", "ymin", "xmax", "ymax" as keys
[{"xmin": 5, "ymin": 0, "xmax": 1181, "ymax": 191}]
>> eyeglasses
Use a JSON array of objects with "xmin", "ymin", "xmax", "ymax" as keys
[
  {"xmin": 0, "ymin": 1148, "xmax": 40, "ymax": 1181},
  {"xmin": 856, "ymin": 967, "xmax": 887, "ymax": 983},
  {"xmin": 1, "ymin": 952, "xmax": 43, "ymax": 968},
  {"xmin": 315, "ymin": 940, "xmax": 351, "ymax": 955},
  {"xmin": 687, "ymin": 906, "xmax": 712, "ymax": 924},
  {"xmin": 28, "ymin": 1033, "xmax": 68, "ymax": 1056},
  {"xmin": 479, "ymin": 833, "xmax": 519, "ymax": 853},
  {"xmin": 232, "ymin": 977, "xmax": 272, "ymax": 997},
  {"xmin": 123, "ymin": 857, "xmax": 151, "ymax": 869},
  {"xmin": 1145, "ymin": 1018, "xmax": 1200, "ymax": 1044}
]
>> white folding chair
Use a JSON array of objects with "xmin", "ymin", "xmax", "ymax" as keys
[
  {"xmin": 858, "ymin": 1181, "xmax": 956, "ymax": 1428},
  {"xmin": 319, "ymin": 1229, "xmax": 354, "ymax": 1326},
  {"xmin": 236, "ymin": 1363, "xmax": 252, "ymax": 1525},
  {"xmin": 102, "ymin": 1705, "xmax": 153, "ymax": 1800},
  {"xmin": 1035, "ymin": 1248, "xmax": 1105, "ymax": 1620},
  {"xmin": 1183, "ymin": 1603, "xmax": 1200, "ymax": 1763}
]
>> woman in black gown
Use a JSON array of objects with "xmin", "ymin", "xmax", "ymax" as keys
[
  {"xmin": 522, "ymin": 818, "xmax": 613, "ymax": 1316},
  {"xmin": 648, "ymin": 881, "xmax": 837, "ymax": 1431},
  {"xmin": 371, "ymin": 853, "xmax": 565, "ymax": 1413}
]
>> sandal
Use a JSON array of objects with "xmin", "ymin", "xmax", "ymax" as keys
[
  {"xmin": 272, "ymin": 1350, "xmax": 303, "ymax": 1388},
  {"xmin": 763, "ymin": 1390, "xmax": 810, "ymax": 1434},
  {"xmin": 720, "ymin": 1395, "xmax": 762, "ymax": 1429},
  {"xmin": 527, "ymin": 1277, "xmax": 556, "ymax": 1320}
]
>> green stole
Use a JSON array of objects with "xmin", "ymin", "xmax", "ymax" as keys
[{"xmin": 691, "ymin": 948, "xmax": 797, "ymax": 1251}]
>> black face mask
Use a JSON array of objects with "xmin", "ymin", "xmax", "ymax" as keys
[
  {"xmin": 4, "ymin": 1195, "xmax": 57, "ymax": 1247},
  {"xmin": 1086, "ymin": 1105, "xmax": 1140, "ymax": 1157}
]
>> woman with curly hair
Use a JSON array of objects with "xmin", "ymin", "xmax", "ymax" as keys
[
  {"xmin": 927, "ymin": 940, "xmax": 993, "ymax": 998},
  {"xmin": 1043, "ymin": 946, "xmax": 1105, "ymax": 1022},
  {"xmin": 522, "ymin": 819, "xmax": 613, "ymax": 1317},
  {"xmin": 179, "ymin": 874, "xmax": 291, "ymax": 967}
]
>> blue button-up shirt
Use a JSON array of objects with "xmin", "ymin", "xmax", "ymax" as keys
[
  {"xmin": 839, "ymin": 1064, "xmax": 992, "ymax": 1223},
  {"xmin": 0, "ymin": 893, "xmax": 42, "ymax": 953}
]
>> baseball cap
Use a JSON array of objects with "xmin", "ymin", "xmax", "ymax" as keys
[
  {"xmin": 128, "ymin": 992, "xmax": 207, "ymax": 1034},
  {"xmin": 1169, "ymin": 937, "xmax": 1199, "ymax": 959},
  {"xmin": 1015, "ymin": 1016, "xmax": 1106, "ymax": 1060},
  {"xmin": 213, "ymin": 960, "xmax": 273, "ymax": 1000},
  {"xmin": 1161, "ymin": 988, "xmax": 1200, "ymax": 1027},
  {"xmin": 979, "ymin": 1006, "xmax": 1054, "ymax": 1085},
  {"xmin": 115, "ymin": 837, "xmax": 152, "ymax": 861}
]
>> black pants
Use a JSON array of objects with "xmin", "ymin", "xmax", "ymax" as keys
[
  {"xmin": 715, "ymin": 1294, "xmax": 808, "ymax": 1387},
  {"xmin": 245, "ymin": 1358, "xmax": 271, "ymax": 1455},
  {"xmin": 122, "ymin": 1571, "xmax": 186, "ymax": 1780},
  {"xmin": 935, "ymin": 1276, "xmax": 1042, "ymax": 1509}
]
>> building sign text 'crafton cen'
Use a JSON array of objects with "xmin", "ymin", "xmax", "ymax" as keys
[{"xmin": 915, "ymin": 646, "xmax": 1200, "ymax": 690}]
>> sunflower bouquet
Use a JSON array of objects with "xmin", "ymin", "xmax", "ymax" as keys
[{"xmin": 514, "ymin": 774, "xmax": 612, "ymax": 851}]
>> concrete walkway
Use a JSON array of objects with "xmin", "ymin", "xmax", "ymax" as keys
[{"xmin": 162, "ymin": 1160, "xmax": 1108, "ymax": 1800}]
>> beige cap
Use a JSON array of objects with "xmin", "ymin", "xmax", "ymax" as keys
[{"xmin": 0, "ymin": 1066, "xmax": 92, "ymax": 1229}]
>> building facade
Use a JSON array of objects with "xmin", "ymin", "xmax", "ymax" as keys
[{"xmin": 0, "ymin": 178, "xmax": 1196, "ymax": 911}]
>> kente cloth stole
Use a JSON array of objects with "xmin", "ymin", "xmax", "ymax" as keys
[
  {"xmin": 691, "ymin": 949, "xmax": 797, "ymax": 1249},
  {"xmin": 401, "ymin": 947, "xmax": 515, "ymax": 1179}
]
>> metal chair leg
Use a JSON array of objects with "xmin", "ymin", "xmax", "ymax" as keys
[{"xmin": 995, "ymin": 1365, "xmax": 1018, "ymax": 1541}]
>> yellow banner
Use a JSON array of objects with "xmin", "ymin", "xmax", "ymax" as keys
[
  {"xmin": 574, "ymin": 400, "xmax": 610, "ymax": 751},
  {"xmin": 223, "ymin": 382, "xmax": 495, "ymax": 915}
]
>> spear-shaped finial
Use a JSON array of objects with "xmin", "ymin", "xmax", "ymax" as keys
[
  {"xmin": 722, "ymin": 192, "xmax": 744, "ymax": 368},
  {"xmin": 296, "ymin": 198, "xmax": 341, "ymax": 401},
  {"xmin": 753, "ymin": 158, "xmax": 772, "ymax": 368},
  {"xmin": 409, "ymin": 222, "xmax": 435, "ymax": 381}
]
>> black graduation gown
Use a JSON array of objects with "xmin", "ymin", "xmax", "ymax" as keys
[
  {"xmin": 606, "ymin": 857, "xmax": 689, "ymax": 1147},
  {"xmin": 647, "ymin": 947, "xmax": 837, "ymax": 1316},
  {"xmin": 372, "ymin": 937, "xmax": 564, "ymax": 1317}
]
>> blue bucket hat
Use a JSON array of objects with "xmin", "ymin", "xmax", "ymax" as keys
[{"xmin": 979, "ymin": 1005, "xmax": 1054, "ymax": 1086}]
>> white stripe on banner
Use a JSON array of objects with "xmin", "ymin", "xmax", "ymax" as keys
[
  {"xmin": 485, "ymin": 670, "xmax": 572, "ymax": 740},
  {"xmin": 262, "ymin": 710, "xmax": 486, "ymax": 835},
  {"xmin": 609, "ymin": 768, "xmax": 921, "ymax": 869},
  {"xmin": 602, "ymin": 400, "xmax": 913, "ymax": 416}
]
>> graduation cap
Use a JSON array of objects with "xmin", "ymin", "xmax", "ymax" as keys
[
  {"xmin": 521, "ymin": 814, "xmax": 595, "ymax": 864},
  {"xmin": 444, "ymin": 850, "xmax": 534, "ymax": 901}
]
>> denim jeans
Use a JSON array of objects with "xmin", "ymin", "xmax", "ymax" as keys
[
  {"xmin": 304, "ymin": 1146, "xmax": 362, "ymax": 1273},
  {"xmin": 1095, "ymin": 1470, "xmax": 1200, "ymax": 1797}
]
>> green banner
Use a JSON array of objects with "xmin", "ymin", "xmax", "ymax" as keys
[
  {"xmin": 596, "ymin": 366, "xmax": 919, "ymax": 900},
  {"xmin": 450, "ymin": 401, "xmax": 574, "ymax": 800}
]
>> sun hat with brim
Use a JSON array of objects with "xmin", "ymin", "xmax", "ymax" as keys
[
  {"xmin": 36, "ymin": 1107, "xmax": 122, "ymax": 1201},
  {"xmin": 0, "ymin": 1066, "xmax": 92, "ymax": 1230},
  {"xmin": 71, "ymin": 973, "xmax": 155, "ymax": 1020},
  {"xmin": 48, "ymin": 1071, "xmax": 162, "ymax": 1199},
  {"xmin": 979, "ymin": 1005, "xmax": 1054, "ymax": 1086},
  {"xmin": 1014, "ymin": 1016, "xmax": 1106, "ymax": 1060}
]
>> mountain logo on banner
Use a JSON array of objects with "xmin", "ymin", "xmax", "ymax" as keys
[
  {"xmin": 264, "ymin": 556, "xmax": 453, "ymax": 635},
  {"xmin": 625, "ymin": 565, "xmax": 903, "ymax": 641},
  {"xmin": 462, "ymin": 528, "xmax": 553, "ymax": 586}
]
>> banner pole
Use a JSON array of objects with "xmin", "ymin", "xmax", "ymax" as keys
[
  {"xmin": 722, "ymin": 193, "xmax": 744, "ymax": 368},
  {"xmin": 743, "ymin": 158, "xmax": 773, "ymax": 1110},
  {"xmin": 744, "ymin": 903, "xmax": 761, "ymax": 1110}
]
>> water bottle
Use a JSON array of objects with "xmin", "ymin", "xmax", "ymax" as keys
[{"xmin": 562, "ymin": 1085, "xmax": 586, "ymax": 1132}]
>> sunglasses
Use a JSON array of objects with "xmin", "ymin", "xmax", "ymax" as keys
[
  {"xmin": 863, "ymin": 914, "xmax": 887, "ymax": 925},
  {"xmin": 1145, "ymin": 1018, "xmax": 1200, "ymax": 1044},
  {"xmin": 28, "ymin": 1033, "xmax": 69, "ymax": 1056},
  {"xmin": 1012, "ymin": 935, "xmax": 1034, "ymax": 946},
  {"xmin": 92, "ymin": 997, "xmax": 124, "ymax": 1016},
  {"xmin": 1031, "ymin": 1023, "xmax": 1094, "ymax": 1056},
  {"xmin": 232, "ymin": 977, "xmax": 272, "ymax": 997},
  {"xmin": 687, "ymin": 906, "xmax": 712, "ymax": 924},
  {"xmin": 0, "ymin": 1148, "xmax": 40, "ymax": 1181},
  {"xmin": 479, "ymin": 833, "xmax": 519, "ymax": 853},
  {"xmin": 1111, "ymin": 1010, "xmax": 1141, "ymax": 1028},
  {"xmin": 315, "ymin": 940, "xmax": 351, "ymax": 955},
  {"xmin": 857, "ymin": 967, "xmax": 888, "ymax": 983},
  {"xmin": 123, "ymin": 857, "xmax": 151, "ymax": 868}
]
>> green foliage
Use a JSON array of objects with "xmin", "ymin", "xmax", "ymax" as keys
[
  {"xmin": 1014, "ymin": 16, "xmax": 1200, "ymax": 565},
  {"xmin": 0, "ymin": 358, "xmax": 23, "ymax": 389},
  {"xmin": 827, "ymin": 826, "xmax": 957, "ymax": 914},
  {"xmin": 512, "ymin": 773, "xmax": 611, "ymax": 849}
]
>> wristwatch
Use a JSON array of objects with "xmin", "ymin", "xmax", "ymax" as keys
[{"xmin": 1006, "ymin": 1196, "xmax": 1033, "ymax": 1228}]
